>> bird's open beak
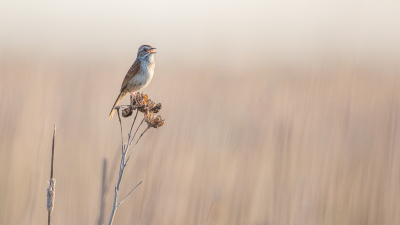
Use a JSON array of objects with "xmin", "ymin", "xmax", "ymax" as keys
[{"xmin": 149, "ymin": 48, "xmax": 156, "ymax": 54}]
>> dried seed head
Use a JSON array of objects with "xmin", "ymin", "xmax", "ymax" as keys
[
  {"xmin": 153, "ymin": 115, "xmax": 164, "ymax": 128},
  {"xmin": 47, "ymin": 178, "xmax": 56, "ymax": 212},
  {"xmin": 147, "ymin": 99, "xmax": 155, "ymax": 109},
  {"xmin": 150, "ymin": 103, "xmax": 162, "ymax": 113},
  {"xmin": 130, "ymin": 95, "xmax": 137, "ymax": 106},
  {"xmin": 144, "ymin": 111, "xmax": 164, "ymax": 128},
  {"xmin": 133, "ymin": 93, "xmax": 148, "ymax": 113},
  {"xmin": 125, "ymin": 92, "xmax": 164, "ymax": 126},
  {"xmin": 122, "ymin": 108, "xmax": 133, "ymax": 117},
  {"xmin": 143, "ymin": 94, "xmax": 148, "ymax": 103},
  {"xmin": 137, "ymin": 106, "xmax": 148, "ymax": 113},
  {"xmin": 128, "ymin": 93, "xmax": 162, "ymax": 115},
  {"xmin": 144, "ymin": 111, "xmax": 152, "ymax": 123}
]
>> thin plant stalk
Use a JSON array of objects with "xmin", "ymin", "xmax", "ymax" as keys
[
  {"xmin": 47, "ymin": 124, "xmax": 56, "ymax": 225},
  {"xmin": 108, "ymin": 109, "xmax": 145, "ymax": 225},
  {"xmin": 107, "ymin": 93, "xmax": 164, "ymax": 225}
]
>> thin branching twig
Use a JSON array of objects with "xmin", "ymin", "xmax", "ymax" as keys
[
  {"xmin": 117, "ymin": 181, "xmax": 143, "ymax": 208},
  {"xmin": 129, "ymin": 119, "xmax": 144, "ymax": 146},
  {"xmin": 128, "ymin": 110, "xmax": 139, "ymax": 143},
  {"xmin": 117, "ymin": 107, "xmax": 124, "ymax": 154},
  {"xmin": 107, "ymin": 93, "xmax": 164, "ymax": 225},
  {"xmin": 125, "ymin": 126, "xmax": 150, "ymax": 165},
  {"xmin": 108, "ymin": 108, "xmax": 144, "ymax": 225}
]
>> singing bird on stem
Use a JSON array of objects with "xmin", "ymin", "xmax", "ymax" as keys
[{"xmin": 109, "ymin": 45, "xmax": 156, "ymax": 119}]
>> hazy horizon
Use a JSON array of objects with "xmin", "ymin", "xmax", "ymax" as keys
[{"xmin": 1, "ymin": 1, "xmax": 400, "ymax": 62}]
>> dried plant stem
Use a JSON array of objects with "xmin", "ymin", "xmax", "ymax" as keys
[
  {"xmin": 117, "ymin": 181, "xmax": 142, "ymax": 208},
  {"xmin": 128, "ymin": 110, "xmax": 139, "ymax": 142},
  {"xmin": 47, "ymin": 124, "xmax": 56, "ymax": 225},
  {"xmin": 129, "ymin": 119, "xmax": 144, "ymax": 146},
  {"xmin": 108, "ymin": 93, "xmax": 164, "ymax": 225},
  {"xmin": 97, "ymin": 159, "xmax": 107, "ymax": 225},
  {"xmin": 108, "ymin": 109, "xmax": 145, "ymax": 225},
  {"xmin": 125, "ymin": 125, "xmax": 149, "ymax": 165}
]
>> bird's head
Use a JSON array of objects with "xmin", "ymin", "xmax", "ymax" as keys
[{"xmin": 137, "ymin": 45, "xmax": 156, "ymax": 58}]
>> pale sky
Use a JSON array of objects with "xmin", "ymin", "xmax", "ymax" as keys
[{"xmin": 1, "ymin": 1, "xmax": 399, "ymax": 63}]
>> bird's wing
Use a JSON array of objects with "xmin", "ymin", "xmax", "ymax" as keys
[{"xmin": 120, "ymin": 59, "xmax": 141, "ymax": 91}]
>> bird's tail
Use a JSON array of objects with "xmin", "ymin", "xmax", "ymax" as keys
[{"xmin": 109, "ymin": 92, "xmax": 125, "ymax": 119}]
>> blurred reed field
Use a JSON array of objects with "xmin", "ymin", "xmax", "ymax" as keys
[
  {"xmin": 1, "ymin": 54, "xmax": 400, "ymax": 225},
  {"xmin": 1, "ymin": 1, "xmax": 400, "ymax": 225}
]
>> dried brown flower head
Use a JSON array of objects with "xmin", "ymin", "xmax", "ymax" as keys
[
  {"xmin": 126, "ymin": 93, "xmax": 163, "ymax": 115},
  {"xmin": 151, "ymin": 103, "xmax": 162, "ymax": 113},
  {"xmin": 119, "ymin": 93, "xmax": 164, "ymax": 128},
  {"xmin": 129, "ymin": 93, "xmax": 146, "ymax": 113},
  {"xmin": 122, "ymin": 107, "xmax": 133, "ymax": 117},
  {"xmin": 144, "ymin": 111, "xmax": 164, "ymax": 128}
]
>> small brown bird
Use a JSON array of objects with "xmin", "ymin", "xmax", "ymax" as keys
[{"xmin": 109, "ymin": 45, "xmax": 156, "ymax": 119}]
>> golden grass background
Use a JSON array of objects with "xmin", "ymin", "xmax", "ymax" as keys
[
  {"xmin": 1, "ymin": 55, "xmax": 399, "ymax": 224},
  {"xmin": 1, "ymin": 1, "xmax": 400, "ymax": 225}
]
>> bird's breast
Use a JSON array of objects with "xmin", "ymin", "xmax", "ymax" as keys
[{"xmin": 128, "ymin": 65, "xmax": 154, "ymax": 91}]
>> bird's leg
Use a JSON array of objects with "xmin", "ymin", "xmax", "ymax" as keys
[{"xmin": 129, "ymin": 92, "xmax": 138, "ymax": 103}]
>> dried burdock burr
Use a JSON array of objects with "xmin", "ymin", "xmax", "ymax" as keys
[
  {"xmin": 122, "ymin": 108, "xmax": 133, "ymax": 117},
  {"xmin": 134, "ymin": 93, "xmax": 149, "ymax": 113},
  {"xmin": 147, "ymin": 99, "xmax": 155, "ymax": 109},
  {"xmin": 144, "ymin": 111, "xmax": 164, "ymax": 128},
  {"xmin": 150, "ymin": 103, "xmax": 162, "ymax": 113},
  {"xmin": 125, "ymin": 92, "xmax": 163, "ymax": 115}
]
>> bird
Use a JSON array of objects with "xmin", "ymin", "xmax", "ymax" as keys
[{"xmin": 109, "ymin": 45, "xmax": 156, "ymax": 119}]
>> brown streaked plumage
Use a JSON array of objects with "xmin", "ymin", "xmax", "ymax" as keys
[{"xmin": 109, "ymin": 45, "xmax": 156, "ymax": 119}]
